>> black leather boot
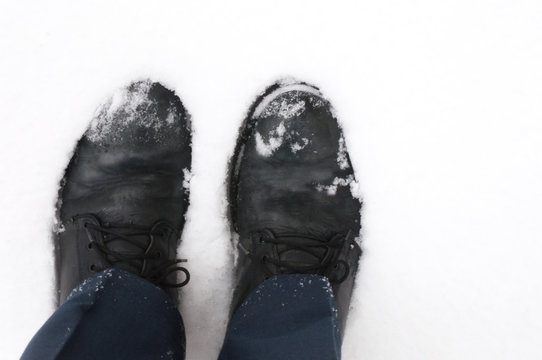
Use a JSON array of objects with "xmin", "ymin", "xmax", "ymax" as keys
[
  {"xmin": 54, "ymin": 80, "xmax": 191, "ymax": 306},
  {"xmin": 228, "ymin": 79, "xmax": 362, "ymax": 333}
]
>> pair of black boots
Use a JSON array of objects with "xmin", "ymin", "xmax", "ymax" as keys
[{"xmin": 55, "ymin": 79, "xmax": 362, "ymax": 333}]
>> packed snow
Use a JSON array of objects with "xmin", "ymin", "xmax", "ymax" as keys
[
  {"xmin": 260, "ymin": 98, "xmax": 306, "ymax": 119},
  {"xmin": 337, "ymin": 136, "xmax": 350, "ymax": 170},
  {"xmin": 252, "ymin": 82, "xmax": 323, "ymax": 119},
  {"xmin": 87, "ymin": 80, "xmax": 182, "ymax": 144},
  {"xmin": 1, "ymin": 1, "xmax": 542, "ymax": 360},
  {"xmin": 255, "ymin": 121, "xmax": 286, "ymax": 157},
  {"xmin": 291, "ymin": 137, "xmax": 309, "ymax": 153},
  {"xmin": 253, "ymin": 85, "xmax": 329, "ymax": 157},
  {"xmin": 316, "ymin": 175, "xmax": 358, "ymax": 197}
]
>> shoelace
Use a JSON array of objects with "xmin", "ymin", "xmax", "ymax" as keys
[
  {"xmin": 252, "ymin": 229, "xmax": 350, "ymax": 283},
  {"xmin": 74, "ymin": 215, "xmax": 190, "ymax": 288}
]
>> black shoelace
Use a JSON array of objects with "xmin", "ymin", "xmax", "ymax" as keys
[
  {"xmin": 252, "ymin": 229, "xmax": 350, "ymax": 283},
  {"xmin": 74, "ymin": 215, "xmax": 190, "ymax": 288}
]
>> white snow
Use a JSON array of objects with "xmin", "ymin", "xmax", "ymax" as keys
[
  {"xmin": 275, "ymin": 121, "xmax": 286, "ymax": 136},
  {"xmin": 254, "ymin": 121, "xmax": 286, "ymax": 157},
  {"xmin": 182, "ymin": 168, "xmax": 192, "ymax": 193},
  {"xmin": 262, "ymin": 98, "xmax": 306, "ymax": 119},
  {"xmin": 337, "ymin": 135, "xmax": 350, "ymax": 170},
  {"xmin": 316, "ymin": 175, "xmax": 357, "ymax": 196},
  {"xmin": 253, "ymin": 83, "xmax": 322, "ymax": 119},
  {"xmin": 255, "ymin": 123, "xmax": 312, "ymax": 157},
  {"xmin": 290, "ymin": 137, "xmax": 309, "ymax": 153},
  {"xmin": 2, "ymin": 1, "xmax": 542, "ymax": 360},
  {"xmin": 87, "ymin": 80, "xmax": 179, "ymax": 143}
]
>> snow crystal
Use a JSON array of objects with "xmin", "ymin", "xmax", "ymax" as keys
[
  {"xmin": 256, "ymin": 125, "xmax": 314, "ymax": 157},
  {"xmin": 55, "ymin": 223, "xmax": 65, "ymax": 234},
  {"xmin": 165, "ymin": 111, "xmax": 176, "ymax": 125},
  {"xmin": 349, "ymin": 178, "xmax": 362, "ymax": 200},
  {"xmin": 252, "ymin": 82, "xmax": 336, "ymax": 157},
  {"xmin": 253, "ymin": 83, "xmax": 323, "ymax": 119},
  {"xmin": 276, "ymin": 122, "xmax": 286, "ymax": 136},
  {"xmin": 316, "ymin": 175, "xmax": 358, "ymax": 196},
  {"xmin": 290, "ymin": 138, "xmax": 309, "ymax": 153},
  {"xmin": 255, "ymin": 121, "xmax": 286, "ymax": 157},
  {"xmin": 308, "ymin": 95, "xmax": 326, "ymax": 109},
  {"xmin": 52, "ymin": 216, "xmax": 65, "ymax": 234},
  {"xmin": 182, "ymin": 168, "xmax": 192, "ymax": 192},
  {"xmin": 85, "ymin": 80, "xmax": 179, "ymax": 144},
  {"xmin": 337, "ymin": 135, "xmax": 350, "ymax": 170},
  {"xmin": 261, "ymin": 99, "xmax": 306, "ymax": 119}
]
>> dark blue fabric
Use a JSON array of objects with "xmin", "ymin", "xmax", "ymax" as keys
[
  {"xmin": 218, "ymin": 274, "xmax": 341, "ymax": 360},
  {"xmin": 21, "ymin": 268, "xmax": 185, "ymax": 360},
  {"xmin": 21, "ymin": 272, "xmax": 339, "ymax": 360}
]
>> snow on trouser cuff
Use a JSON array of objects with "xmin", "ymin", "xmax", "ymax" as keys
[{"xmin": 219, "ymin": 274, "xmax": 341, "ymax": 360}]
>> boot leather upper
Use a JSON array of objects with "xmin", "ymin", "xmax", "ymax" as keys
[
  {"xmin": 229, "ymin": 81, "xmax": 362, "ymax": 333},
  {"xmin": 55, "ymin": 81, "xmax": 191, "ymax": 305}
]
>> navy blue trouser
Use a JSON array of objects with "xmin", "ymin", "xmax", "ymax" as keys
[{"xmin": 21, "ymin": 269, "xmax": 341, "ymax": 360}]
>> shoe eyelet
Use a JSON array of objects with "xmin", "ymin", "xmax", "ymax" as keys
[
  {"xmin": 87, "ymin": 243, "xmax": 93, "ymax": 249},
  {"xmin": 261, "ymin": 255, "xmax": 267, "ymax": 264},
  {"xmin": 89, "ymin": 264, "xmax": 96, "ymax": 272}
]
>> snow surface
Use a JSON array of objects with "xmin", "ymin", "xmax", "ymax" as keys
[{"xmin": 1, "ymin": 1, "xmax": 542, "ymax": 359}]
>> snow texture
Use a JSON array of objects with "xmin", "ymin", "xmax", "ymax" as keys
[
  {"xmin": 316, "ymin": 175, "xmax": 358, "ymax": 196},
  {"xmin": 253, "ymin": 84, "xmax": 328, "ymax": 157},
  {"xmin": 252, "ymin": 82, "xmax": 323, "ymax": 119},
  {"xmin": 290, "ymin": 137, "xmax": 309, "ymax": 153},
  {"xmin": 255, "ymin": 121, "xmax": 286, "ymax": 157},
  {"xmin": 337, "ymin": 135, "xmax": 350, "ymax": 170},
  {"xmin": 182, "ymin": 168, "xmax": 192, "ymax": 194},
  {"xmin": 2, "ymin": 1, "xmax": 542, "ymax": 360},
  {"xmin": 87, "ymin": 80, "xmax": 181, "ymax": 144},
  {"xmin": 260, "ymin": 98, "xmax": 306, "ymax": 119}
]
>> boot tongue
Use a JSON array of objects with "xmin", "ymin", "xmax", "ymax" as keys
[
  {"xmin": 274, "ymin": 236, "xmax": 329, "ymax": 272},
  {"xmin": 105, "ymin": 232, "xmax": 150, "ymax": 255}
]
